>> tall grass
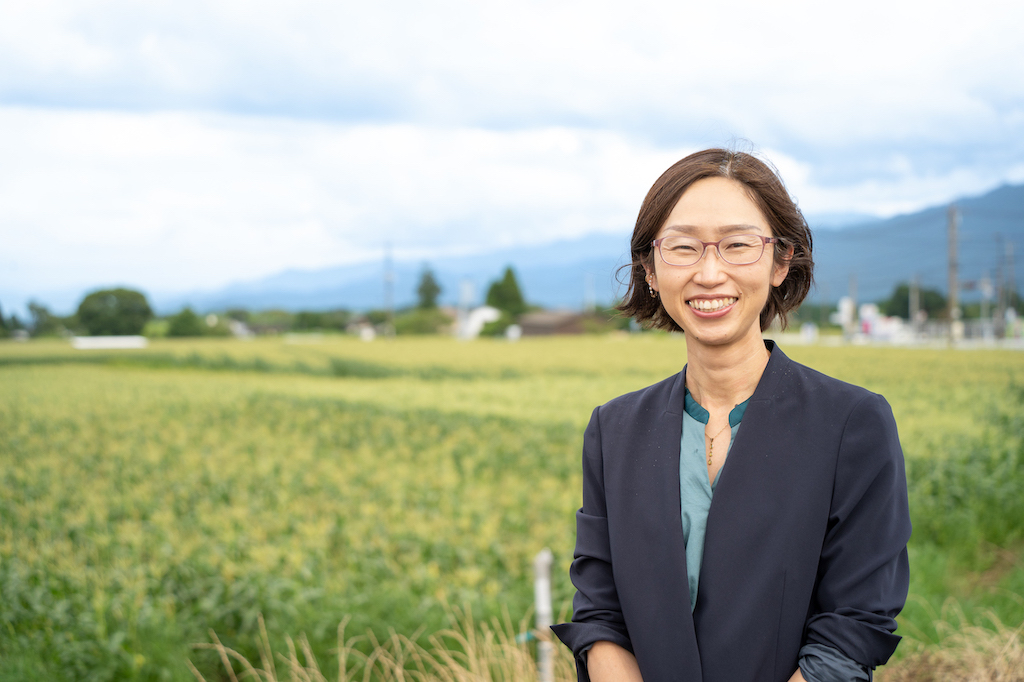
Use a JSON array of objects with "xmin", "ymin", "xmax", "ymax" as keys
[
  {"xmin": 912, "ymin": 389, "xmax": 1024, "ymax": 548},
  {"xmin": 879, "ymin": 604, "xmax": 1024, "ymax": 681},
  {"xmin": 189, "ymin": 608, "xmax": 577, "ymax": 682},
  {"xmin": 194, "ymin": 605, "xmax": 1024, "ymax": 682},
  {"xmin": 898, "ymin": 379, "xmax": 1024, "ymax": 646}
]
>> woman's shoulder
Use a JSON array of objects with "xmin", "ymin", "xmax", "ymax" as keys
[
  {"xmin": 767, "ymin": 345, "xmax": 892, "ymax": 420},
  {"xmin": 594, "ymin": 371, "xmax": 684, "ymax": 422},
  {"xmin": 769, "ymin": 344, "xmax": 880, "ymax": 401}
]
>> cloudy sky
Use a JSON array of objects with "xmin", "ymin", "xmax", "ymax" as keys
[{"xmin": 3, "ymin": 0, "xmax": 1023, "ymax": 313}]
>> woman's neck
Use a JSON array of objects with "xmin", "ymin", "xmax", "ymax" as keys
[{"xmin": 684, "ymin": 336, "xmax": 771, "ymax": 411}]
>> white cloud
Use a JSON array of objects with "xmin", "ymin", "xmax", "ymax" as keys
[
  {"xmin": 1, "ymin": 0, "xmax": 1023, "ymax": 309},
  {"xmin": 3, "ymin": 0, "xmax": 1023, "ymax": 144},
  {"xmin": 0, "ymin": 107, "xmax": 688, "ymax": 299}
]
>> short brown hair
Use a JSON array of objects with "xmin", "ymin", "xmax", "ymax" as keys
[{"xmin": 618, "ymin": 148, "xmax": 813, "ymax": 331}]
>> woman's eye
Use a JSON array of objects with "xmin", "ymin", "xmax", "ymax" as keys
[
  {"xmin": 669, "ymin": 242, "xmax": 698, "ymax": 252},
  {"xmin": 725, "ymin": 238, "xmax": 757, "ymax": 250}
]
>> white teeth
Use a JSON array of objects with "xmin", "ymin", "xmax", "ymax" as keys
[{"xmin": 688, "ymin": 297, "xmax": 737, "ymax": 312}]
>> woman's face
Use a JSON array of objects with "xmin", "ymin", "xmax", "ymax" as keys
[{"xmin": 646, "ymin": 177, "xmax": 789, "ymax": 352}]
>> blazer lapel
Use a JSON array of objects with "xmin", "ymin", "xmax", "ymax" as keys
[
  {"xmin": 693, "ymin": 343, "xmax": 793, "ymax": 680},
  {"xmin": 701, "ymin": 343, "xmax": 789, "ymax": 561},
  {"xmin": 611, "ymin": 368, "xmax": 704, "ymax": 678}
]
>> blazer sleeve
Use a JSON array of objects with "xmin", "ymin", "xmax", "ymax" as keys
[
  {"xmin": 551, "ymin": 406, "xmax": 633, "ymax": 681},
  {"xmin": 804, "ymin": 392, "xmax": 912, "ymax": 668}
]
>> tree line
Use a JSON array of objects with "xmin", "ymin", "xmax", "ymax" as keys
[
  {"xmin": 3, "ymin": 276, "xmax": 1016, "ymax": 339},
  {"xmin": 0, "ymin": 265, "xmax": 533, "ymax": 338}
]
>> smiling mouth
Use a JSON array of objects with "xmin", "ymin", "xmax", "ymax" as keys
[{"xmin": 687, "ymin": 297, "xmax": 737, "ymax": 312}]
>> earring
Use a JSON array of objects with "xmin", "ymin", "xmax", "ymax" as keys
[{"xmin": 647, "ymin": 276, "xmax": 658, "ymax": 298}]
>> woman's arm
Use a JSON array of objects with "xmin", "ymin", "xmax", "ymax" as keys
[
  {"xmin": 804, "ymin": 393, "xmax": 911, "ymax": 667},
  {"xmin": 788, "ymin": 669, "xmax": 807, "ymax": 682},
  {"xmin": 588, "ymin": 641, "xmax": 643, "ymax": 682},
  {"xmin": 551, "ymin": 407, "xmax": 634, "ymax": 681}
]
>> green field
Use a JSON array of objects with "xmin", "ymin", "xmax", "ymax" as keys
[{"xmin": 2, "ymin": 335, "xmax": 1023, "ymax": 680}]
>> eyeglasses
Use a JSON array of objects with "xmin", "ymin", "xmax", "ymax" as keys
[{"xmin": 652, "ymin": 234, "xmax": 780, "ymax": 267}]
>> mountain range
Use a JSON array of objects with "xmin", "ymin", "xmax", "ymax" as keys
[{"xmin": 152, "ymin": 183, "xmax": 1023, "ymax": 314}]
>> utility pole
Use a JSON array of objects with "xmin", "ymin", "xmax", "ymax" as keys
[
  {"xmin": 1008, "ymin": 241, "xmax": 1018, "ymax": 339},
  {"xmin": 820, "ymin": 283, "xmax": 829, "ymax": 328},
  {"xmin": 848, "ymin": 273, "xmax": 858, "ymax": 337},
  {"xmin": 383, "ymin": 242, "xmax": 395, "ymax": 337},
  {"xmin": 995, "ymin": 234, "xmax": 1006, "ymax": 338},
  {"xmin": 981, "ymin": 271, "xmax": 993, "ymax": 340},
  {"xmin": 1008, "ymin": 241, "xmax": 1017, "ymax": 314},
  {"xmin": 947, "ymin": 205, "xmax": 961, "ymax": 344},
  {"xmin": 909, "ymin": 275, "xmax": 920, "ymax": 337}
]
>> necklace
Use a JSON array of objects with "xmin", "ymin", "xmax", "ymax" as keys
[
  {"xmin": 706, "ymin": 422, "xmax": 731, "ymax": 466},
  {"xmin": 690, "ymin": 384, "xmax": 735, "ymax": 466}
]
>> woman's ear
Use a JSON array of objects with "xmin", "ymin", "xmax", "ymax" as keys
[
  {"xmin": 643, "ymin": 264, "xmax": 658, "ymax": 292},
  {"xmin": 771, "ymin": 244, "xmax": 795, "ymax": 287}
]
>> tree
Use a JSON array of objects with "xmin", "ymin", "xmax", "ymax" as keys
[
  {"xmin": 28, "ymin": 301, "xmax": 63, "ymax": 337},
  {"xmin": 878, "ymin": 283, "xmax": 947, "ymax": 320},
  {"xmin": 364, "ymin": 309, "xmax": 389, "ymax": 326},
  {"xmin": 394, "ymin": 308, "xmax": 451, "ymax": 335},
  {"xmin": 76, "ymin": 288, "xmax": 153, "ymax": 336},
  {"xmin": 416, "ymin": 266, "xmax": 442, "ymax": 310},
  {"xmin": 225, "ymin": 308, "xmax": 251, "ymax": 323},
  {"xmin": 0, "ymin": 302, "xmax": 8, "ymax": 338},
  {"xmin": 294, "ymin": 311, "xmax": 326, "ymax": 330},
  {"xmin": 167, "ymin": 307, "xmax": 207, "ymax": 337},
  {"xmin": 485, "ymin": 266, "xmax": 526, "ymax": 317}
]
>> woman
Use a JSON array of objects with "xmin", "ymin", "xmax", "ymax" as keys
[{"xmin": 551, "ymin": 149, "xmax": 910, "ymax": 682}]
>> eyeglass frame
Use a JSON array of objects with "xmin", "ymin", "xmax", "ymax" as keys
[{"xmin": 651, "ymin": 234, "xmax": 781, "ymax": 267}]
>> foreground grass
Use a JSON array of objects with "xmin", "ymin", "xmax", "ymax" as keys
[
  {"xmin": 880, "ymin": 606, "xmax": 1024, "ymax": 681},
  {"xmin": 190, "ymin": 605, "xmax": 1023, "ymax": 682},
  {"xmin": 190, "ymin": 608, "xmax": 578, "ymax": 682},
  {"xmin": 2, "ymin": 335, "xmax": 1023, "ymax": 680}
]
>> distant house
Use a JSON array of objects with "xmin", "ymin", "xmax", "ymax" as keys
[
  {"xmin": 518, "ymin": 310, "xmax": 586, "ymax": 336},
  {"xmin": 228, "ymin": 319, "xmax": 255, "ymax": 339},
  {"xmin": 71, "ymin": 335, "xmax": 147, "ymax": 349}
]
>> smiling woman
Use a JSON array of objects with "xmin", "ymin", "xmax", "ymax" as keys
[
  {"xmin": 552, "ymin": 149, "xmax": 910, "ymax": 682},
  {"xmin": 646, "ymin": 177, "xmax": 790, "ymax": 352},
  {"xmin": 619, "ymin": 149, "xmax": 814, "ymax": 334}
]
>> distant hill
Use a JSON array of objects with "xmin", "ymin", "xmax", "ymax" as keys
[
  {"xmin": 153, "ymin": 233, "xmax": 633, "ymax": 314},
  {"xmin": 812, "ymin": 183, "xmax": 1024, "ymax": 305},
  {"xmin": 152, "ymin": 183, "xmax": 1023, "ymax": 314}
]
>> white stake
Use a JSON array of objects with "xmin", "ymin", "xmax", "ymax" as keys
[{"xmin": 534, "ymin": 548, "xmax": 554, "ymax": 682}]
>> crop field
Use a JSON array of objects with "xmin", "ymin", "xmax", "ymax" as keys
[{"xmin": 2, "ymin": 335, "xmax": 1023, "ymax": 680}]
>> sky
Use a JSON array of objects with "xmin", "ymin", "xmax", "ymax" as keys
[{"xmin": 2, "ymin": 0, "xmax": 1024, "ymax": 314}]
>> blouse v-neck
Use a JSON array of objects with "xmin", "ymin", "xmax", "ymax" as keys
[{"xmin": 679, "ymin": 389, "xmax": 750, "ymax": 611}]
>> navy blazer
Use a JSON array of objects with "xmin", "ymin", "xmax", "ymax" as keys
[{"xmin": 552, "ymin": 343, "xmax": 911, "ymax": 682}]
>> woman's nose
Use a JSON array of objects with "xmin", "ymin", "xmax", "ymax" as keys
[{"xmin": 693, "ymin": 245, "xmax": 727, "ymax": 285}]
